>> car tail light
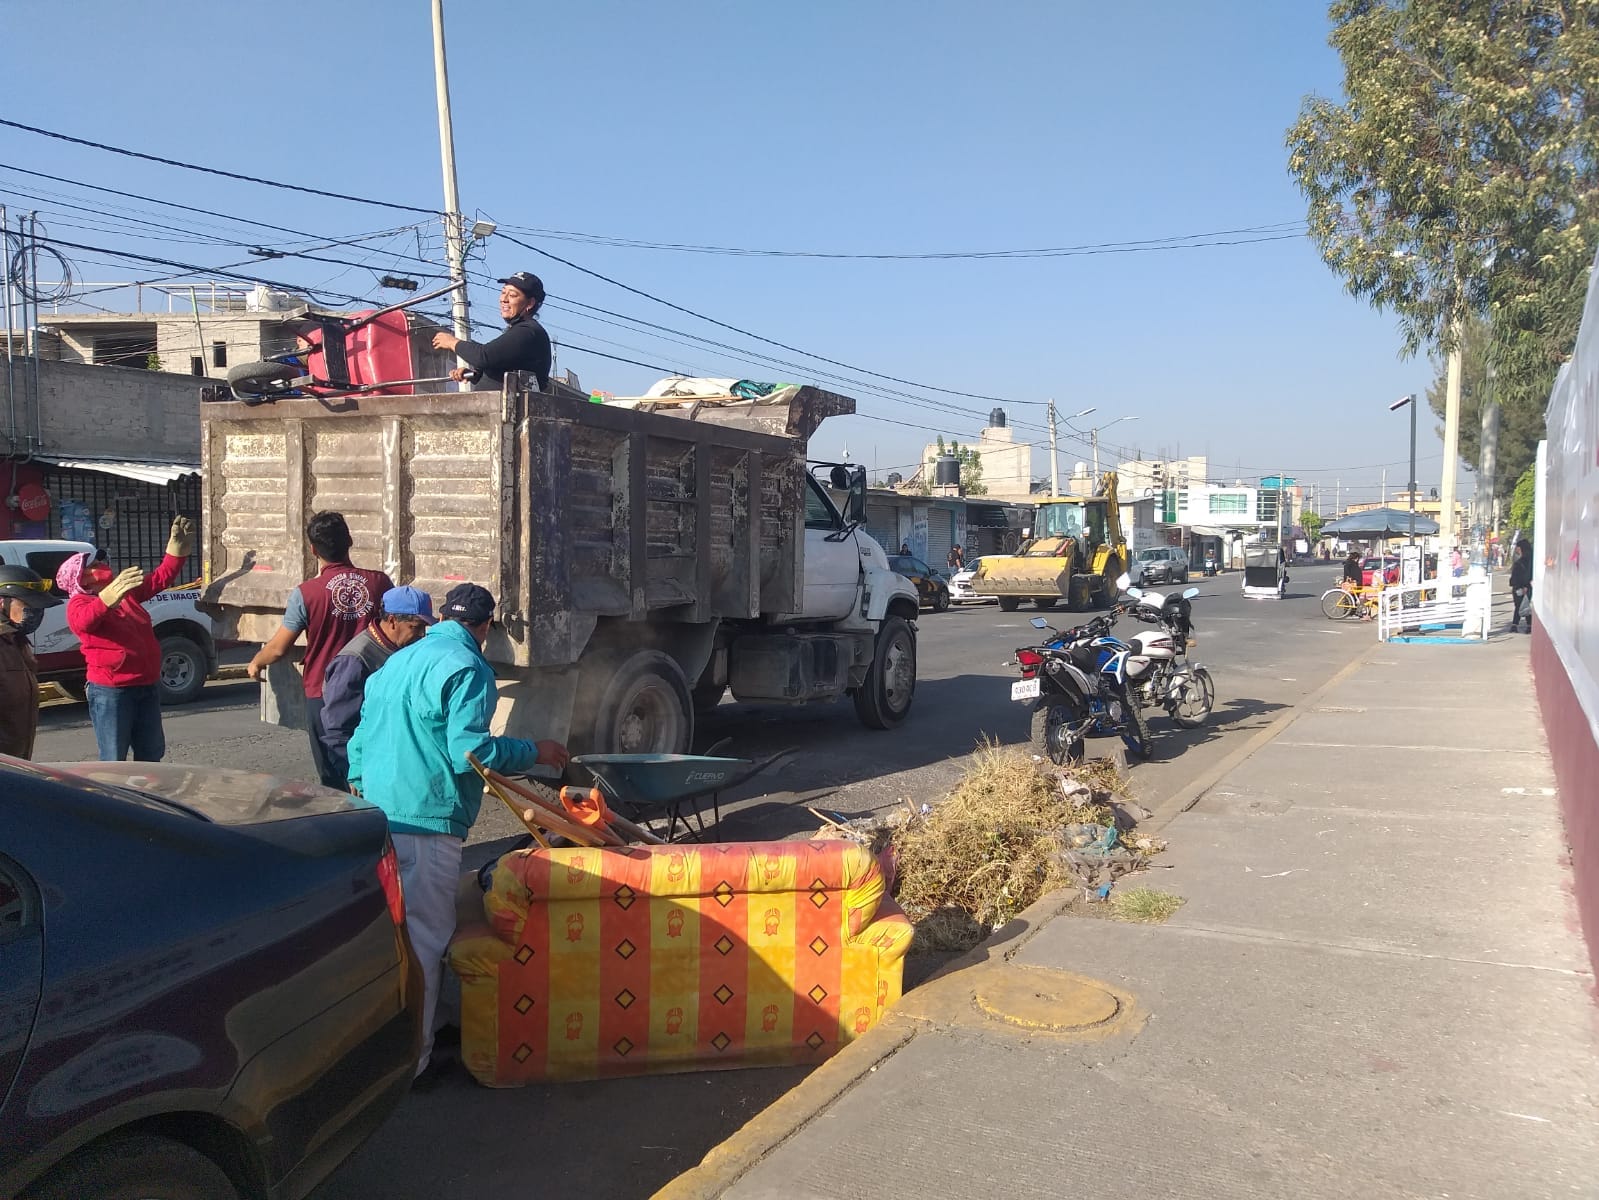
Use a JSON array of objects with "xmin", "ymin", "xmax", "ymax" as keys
[
  {"xmin": 376, "ymin": 840, "xmax": 406, "ymax": 925},
  {"xmin": 1017, "ymin": 649, "xmax": 1043, "ymax": 679}
]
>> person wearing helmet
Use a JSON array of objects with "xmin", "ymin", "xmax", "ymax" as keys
[{"xmin": 0, "ymin": 564, "xmax": 63, "ymax": 759}]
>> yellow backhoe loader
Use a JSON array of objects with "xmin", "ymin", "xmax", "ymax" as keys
[{"xmin": 972, "ymin": 471, "xmax": 1128, "ymax": 611}]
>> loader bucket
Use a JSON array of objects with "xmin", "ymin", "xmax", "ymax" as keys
[{"xmin": 972, "ymin": 554, "xmax": 1073, "ymax": 598}]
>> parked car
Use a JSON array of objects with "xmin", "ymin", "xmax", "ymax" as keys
[
  {"xmin": 0, "ymin": 539, "xmax": 227, "ymax": 705},
  {"xmin": 887, "ymin": 555, "xmax": 951, "ymax": 611},
  {"xmin": 0, "ymin": 756, "xmax": 420, "ymax": 1200},
  {"xmin": 947, "ymin": 556, "xmax": 993, "ymax": 604},
  {"xmin": 1130, "ymin": 546, "xmax": 1190, "ymax": 586},
  {"xmin": 1361, "ymin": 557, "xmax": 1401, "ymax": 587}
]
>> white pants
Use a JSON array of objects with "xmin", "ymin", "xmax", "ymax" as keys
[{"xmin": 392, "ymin": 831, "xmax": 464, "ymax": 1075}]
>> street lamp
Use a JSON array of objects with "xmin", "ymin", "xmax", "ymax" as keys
[
  {"xmin": 1388, "ymin": 393, "xmax": 1418, "ymax": 546},
  {"xmin": 1077, "ymin": 414, "xmax": 1139, "ymax": 478}
]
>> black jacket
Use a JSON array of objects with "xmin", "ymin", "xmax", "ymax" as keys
[
  {"xmin": 1510, "ymin": 553, "xmax": 1533, "ymax": 590},
  {"xmin": 454, "ymin": 312, "xmax": 551, "ymax": 390}
]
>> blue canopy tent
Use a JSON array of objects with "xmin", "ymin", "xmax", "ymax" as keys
[{"xmin": 1321, "ymin": 507, "xmax": 1440, "ymax": 538}]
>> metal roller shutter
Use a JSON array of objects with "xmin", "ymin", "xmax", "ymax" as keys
[{"xmin": 925, "ymin": 506, "xmax": 954, "ymax": 567}]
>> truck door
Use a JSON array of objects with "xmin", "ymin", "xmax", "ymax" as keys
[{"xmin": 801, "ymin": 477, "xmax": 859, "ymax": 620}]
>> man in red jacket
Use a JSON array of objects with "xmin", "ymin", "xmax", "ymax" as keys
[
  {"xmin": 59, "ymin": 517, "xmax": 196, "ymax": 762},
  {"xmin": 247, "ymin": 510, "xmax": 395, "ymax": 788}
]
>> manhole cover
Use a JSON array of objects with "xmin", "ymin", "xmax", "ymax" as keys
[{"xmin": 974, "ymin": 966, "xmax": 1122, "ymax": 1034}]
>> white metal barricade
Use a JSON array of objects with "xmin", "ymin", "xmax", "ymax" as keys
[{"xmin": 1375, "ymin": 570, "xmax": 1491, "ymax": 641}]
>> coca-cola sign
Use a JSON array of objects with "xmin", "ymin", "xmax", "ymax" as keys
[{"xmin": 17, "ymin": 484, "xmax": 49, "ymax": 521}]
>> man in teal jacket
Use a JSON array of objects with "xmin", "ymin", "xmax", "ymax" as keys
[{"xmin": 349, "ymin": 582, "xmax": 568, "ymax": 1083}]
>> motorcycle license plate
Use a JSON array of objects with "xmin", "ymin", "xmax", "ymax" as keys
[{"xmin": 1011, "ymin": 678, "xmax": 1042, "ymax": 701}]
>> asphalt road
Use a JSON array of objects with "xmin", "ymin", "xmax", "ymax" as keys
[{"xmin": 32, "ymin": 562, "xmax": 1371, "ymax": 1200}]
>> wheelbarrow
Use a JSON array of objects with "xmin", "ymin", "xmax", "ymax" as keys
[
  {"xmin": 572, "ymin": 743, "xmax": 795, "ymax": 842},
  {"xmin": 214, "ymin": 280, "xmax": 466, "ymax": 405}
]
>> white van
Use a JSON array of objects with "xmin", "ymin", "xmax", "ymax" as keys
[{"xmin": 0, "ymin": 539, "xmax": 222, "ymax": 704}]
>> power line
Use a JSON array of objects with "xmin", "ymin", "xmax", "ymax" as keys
[
  {"xmin": 0, "ymin": 118, "xmax": 441, "ymax": 216},
  {"xmin": 496, "ymin": 221, "xmax": 1307, "ymax": 261},
  {"xmin": 496, "ymin": 231, "xmax": 1045, "ymax": 407}
]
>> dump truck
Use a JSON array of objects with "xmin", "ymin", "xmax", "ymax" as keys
[
  {"xmin": 970, "ymin": 471, "xmax": 1128, "ymax": 611},
  {"xmin": 197, "ymin": 378, "xmax": 921, "ymax": 754}
]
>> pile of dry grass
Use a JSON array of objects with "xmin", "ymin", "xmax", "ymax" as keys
[{"xmin": 891, "ymin": 742, "xmax": 1121, "ymax": 950}]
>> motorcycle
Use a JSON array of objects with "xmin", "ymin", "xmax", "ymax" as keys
[
  {"xmin": 1122, "ymin": 585, "xmax": 1215, "ymax": 728},
  {"xmin": 1011, "ymin": 576, "xmax": 1155, "ymax": 764}
]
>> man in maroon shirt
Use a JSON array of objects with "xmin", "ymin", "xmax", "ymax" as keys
[{"xmin": 247, "ymin": 511, "xmax": 394, "ymax": 788}]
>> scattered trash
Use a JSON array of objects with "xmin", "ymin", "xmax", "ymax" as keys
[
  {"xmin": 1259, "ymin": 869, "xmax": 1300, "ymax": 879},
  {"xmin": 828, "ymin": 741, "xmax": 1167, "ymax": 954}
]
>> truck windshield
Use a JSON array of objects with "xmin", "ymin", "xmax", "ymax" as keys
[{"xmin": 1034, "ymin": 504, "xmax": 1084, "ymax": 540}]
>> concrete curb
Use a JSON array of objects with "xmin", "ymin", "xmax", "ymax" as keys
[{"xmin": 1143, "ymin": 636, "xmax": 1382, "ymax": 833}]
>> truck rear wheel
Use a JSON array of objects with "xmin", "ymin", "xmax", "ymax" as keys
[
  {"xmin": 997, "ymin": 597, "xmax": 1020, "ymax": 612},
  {"xmin": 853, "ymin": 616, "xmax": 915, "ymax": 730},
  {"xmin": 576, "ymin": 649, "xmax": 693, "ymax": 755}
]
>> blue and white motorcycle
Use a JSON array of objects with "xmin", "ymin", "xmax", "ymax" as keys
[{"xmin": 1011, "ymin": 575, "xmax": 1155, "ymax": 764}]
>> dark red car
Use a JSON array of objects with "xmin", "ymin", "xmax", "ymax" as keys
[{"xmin": 0, "ymin": 758, "xmax": 420, "ymax": 1200}]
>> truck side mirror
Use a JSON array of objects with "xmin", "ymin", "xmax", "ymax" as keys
[{"xmin": 831, "ymin": 464, "xmax": 866, "ymax": 525}]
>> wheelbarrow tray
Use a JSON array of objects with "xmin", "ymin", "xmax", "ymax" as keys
[{"xmin": 572, "ymin": 754, "xmax": 752, "ymax": 808}]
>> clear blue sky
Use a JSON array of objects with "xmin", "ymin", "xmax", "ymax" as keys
[{"xmin": 1, "ymin": 0, "xmax": 1450, "ymax": 505}]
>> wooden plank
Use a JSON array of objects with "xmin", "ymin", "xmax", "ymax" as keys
[
  {"xmin": 629, "ymin": 433, "xmax": 648, "ymax": 619},
  {"xmin": 285, "ymin": 419, "xmax": 308, "ymax": 582},
  {"xmin": 380, "ymin": 415, "xmax": 405, "ymax": 582},
  {"xmin": 694, "ymin": 441, "xmax": 713, "ymax": 622},
  {"xmin": 527, "ymin": 418, "xmax": 574, "ymax": 664}
]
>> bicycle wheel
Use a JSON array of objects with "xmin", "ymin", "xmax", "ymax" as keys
[{"xmin": 1320, "ymin": 589, "xmax": 1357, "ymax": 620}]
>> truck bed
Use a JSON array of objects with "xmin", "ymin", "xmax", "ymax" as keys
[{"xmin": 199, "ymin": 385, "xmax": 850, "ymax": 669}]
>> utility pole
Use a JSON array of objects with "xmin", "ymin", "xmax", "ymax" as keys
[
  {"xmin": 1478, "ymin": 362, "xmax": 1499, "ymax": 565},
  {"xmin": 1091, "ymin": 427, "xmax": 1100, "ymax": 480},
  {"xmin": 431, "ymin": 0, "xmax": 473, "ymax": 367},
  {"xmin": 1381, "ymin": 468, "xmax": 1387, "ymax": 506},
  {"xmin": 1047, "ymin": 398, "xmax": 1059, "ymax": 497}
]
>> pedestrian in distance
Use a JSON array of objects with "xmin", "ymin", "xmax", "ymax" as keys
[
  {"xmin": 317, "ymin": 585, "xmax": 435, "ymax": 790},
  {"xmin": 431, "ymin": 272, "xmax": 552, "ymax": 391},
  {"xmin": 899, "ymin": 542, "xmax": 911, "ymax": 555},
  {"xmin": 348, "ymin": 582, "xmax": 569, "ymax": 1086},
  {"xmin": 248, "ymin": 511, "xmax": 395, "ymax": 789},
  {"xmin": 0, "ymin": 564, "xmax": 62, "ymax": 760},
  {"xmin": 1509, "ymin": 538, "xmax": 1534, "ymax": 633},
  {"xmin": 58, "ymin": 517, "xmax": 196, "ymax": 762},
  {"xmin": 947, "ymin": 544, "xmax": 964, "ymax": 571}
]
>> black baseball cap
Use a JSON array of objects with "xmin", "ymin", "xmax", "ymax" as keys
[
  {"xmin": 497, "ymin": 272, "xmax": 545, "ymax": 302},
  {"xmin": 442, "ymin": 582, "xmax": 495, "ymax": 624}
]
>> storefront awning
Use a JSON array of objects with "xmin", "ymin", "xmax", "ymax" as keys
[{"xmin": 36, "ymin": 456, "xmax": 200, "ymax": 486}]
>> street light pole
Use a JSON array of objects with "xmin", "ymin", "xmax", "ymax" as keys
[
  {"xmin": 1081, "ymin": 413, "xmax": 1138, "ymax": 484},
  {"xmin": 431, "ymin": 0, "xmax": 473, "ymax": 380},
  {"xmin": 1389, "ymin": 393, "xmax": 1418, "ymax": 546}
]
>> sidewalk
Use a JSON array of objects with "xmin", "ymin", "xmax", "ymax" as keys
[{"xmin": 660, "ymin": 628, "xmax": 1598, "ymax": 1198}]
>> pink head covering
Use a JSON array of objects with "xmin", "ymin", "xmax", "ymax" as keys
[{"xmin": 55, "ymin": 551, "xmax": 95, "ymax": 598}]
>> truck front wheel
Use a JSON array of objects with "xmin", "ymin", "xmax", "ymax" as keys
[
  {"xmin": 997, "ymin": 597, "xmax": 1020, "ymax": 613},
  {"xmin": 576, "ymin": 649, "xmax": 693, "ymax": 755},
  {"xmin": 853, "ymin": 616, "xmax": 915, "ymax": 730}
]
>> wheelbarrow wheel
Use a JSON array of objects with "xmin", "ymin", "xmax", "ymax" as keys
[
  {"xmin": 853, "ymin": 615, "xmax": 915, "ymax": 730},
  {"xmin": 226, "ymin": 360, "xmax": 299, "ymax": 400},
  {"xmin": 573, "ymin": 648, "xmax": 693, "ymax": 756}
]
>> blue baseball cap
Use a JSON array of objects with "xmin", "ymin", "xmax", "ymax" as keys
[{"xmin": 381, "ymin": 585, "xmax": 435, "ymax": 623}]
